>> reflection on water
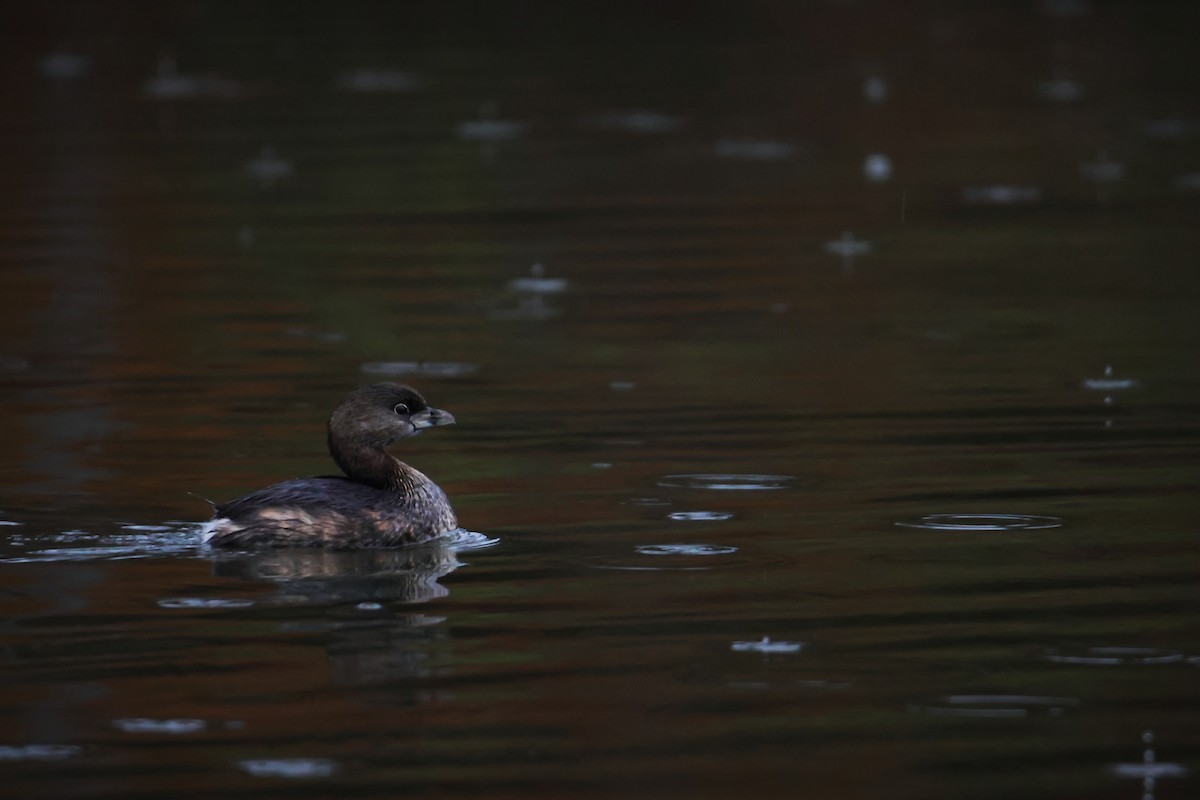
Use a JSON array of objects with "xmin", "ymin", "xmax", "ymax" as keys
[
  {"xmin": 360, "ymin": 360, "xmax": 480, "ymax": 377},
  {"xmin": 3, "ymin": 2, "xmax": 1200, "ymax": 798},
  {"xmin": 211, "ymin": 541, "xmax": 464, "ymax": 606}
]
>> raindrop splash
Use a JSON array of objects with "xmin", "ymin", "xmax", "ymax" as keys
[
  {"xmin": 1082, "ymin": 364, "xmax": 1139, "ymax": 391},
  {"xmin": 509, "ymin": 263, "xmax": 567, "ymax": 294},
  {"xmin": 731, "ymin": 637, "xmax": 804, "ymax": 654},
  {"xmin": 1109, "ymin": 729, "xmax": 1189, "ymax": 798},
  {"xmin": 863, "ymin": 153, "xmax": 892, "ymax": 182},
  {"xmin": 824, "ymin": 230, "xmax": 872, "ymax": 271}
]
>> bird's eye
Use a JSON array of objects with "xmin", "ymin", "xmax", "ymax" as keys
[{"xmin": 393, "ymin": 403, "xmax": 409, "ymax": 415}]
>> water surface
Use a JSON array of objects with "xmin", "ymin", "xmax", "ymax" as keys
[{"xmin": 2, "ymin": 2, "xmax": 1199, "ymax": 798}]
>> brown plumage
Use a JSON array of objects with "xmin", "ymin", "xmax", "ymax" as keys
[{"xmin": 202, "ymin": 383, "xmax": 458, "ymax": 549}]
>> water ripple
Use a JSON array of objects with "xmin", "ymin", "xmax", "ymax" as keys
[
  {"xmin": 1082, "ymin": 365, "xmax": 1139, "ymax": 391},
  {"xmin": 730, "ymin": 636, "xmax": 804, "ymax": 654},
  {"xmin": 1044, "ymin": 646, "xmax": 1185, "ymax": 666},
  {"xmin": 0, "ymin": 744, "xmax": 80, "ymax": 761},
  {"xmin": 113, "ymin": 718, "xmax": 207, "ymax": 734},
  {"xmin": 0, "ymin": 525, "xmax": 494, "ymax": 564},
  {"xmin": 728, "ymin": 679, "xmax": 851, "ymax": 692},
  {"xmin": 895, "ymin": 513, "xmax": 1063, "ymax": 531},
  {"xmin": 668, "ymin": 511, "xmax": 734, "ymax": 521},
  {"xmin": 909, "ymin": 694, "xmax": 1079, "ymax": 718},
  {"xmin": 157, "ymin": 597, "xmax": 255, "ymax": 610},
  {"xmin": 578, "ymin": 542, "xmax": 748, "ymax": 572},
  {"xmin": 636, "ymin": 543, "xmax": 738, "ymax": 556},
  {"xmin": 658, "ymin": 473, "xmax": 795, "ymax": 491},
  {"xmin": 238, "ymin": 758, "xmax": 337, "ymax": 779},
  {"xmin": 439, "ymin": 528, "xmax": 501, "ymax": 551},
  {"xmin": 624, "ymin": 497, "xmax": 672, "ymax": 507},
  {"xmin": 714, "ymin": 139, "xmax": 794, "ymax": 160},
  {"xmin": 360, "ymin": 361, "xmax": 480, "ymax": 378}
]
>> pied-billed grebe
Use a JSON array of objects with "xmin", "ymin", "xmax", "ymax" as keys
[{"xmin": 202, "ymin": 383, "xmax": 458, "ymax": 548}]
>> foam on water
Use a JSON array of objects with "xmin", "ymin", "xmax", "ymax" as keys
[
  {"xmin": 0, "ymin": 523, "xmax": 206, "ymax": 563},
  {"xmin": 439, "ymin": 528, "xmax": 501, "ymax": 551},
  {"xmin": 2, "ymin": 523, "xmax": 495, "ymax": 563}
]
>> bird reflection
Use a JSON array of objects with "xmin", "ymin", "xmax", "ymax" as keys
[
  {"xmin": 210, "ymin": 541, "xmax": 462, "ymax": 606},
  {"xmin": 210, "ymin": 542, "xmax": 464, "ymax": 688}
]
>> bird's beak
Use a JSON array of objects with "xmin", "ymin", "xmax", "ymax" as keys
[{"xmin": 410, "ymin": 406, "xmax": 455, "ymax": 430}]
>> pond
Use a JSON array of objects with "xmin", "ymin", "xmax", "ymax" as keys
[{"xmin": 2, "ymin": 2, "xmax": 1198, "ymax": 797}]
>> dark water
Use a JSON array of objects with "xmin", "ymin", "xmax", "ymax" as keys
[{"xmin": 3, "ymin": 2, "xmax": 1200, "ymax": 797}]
